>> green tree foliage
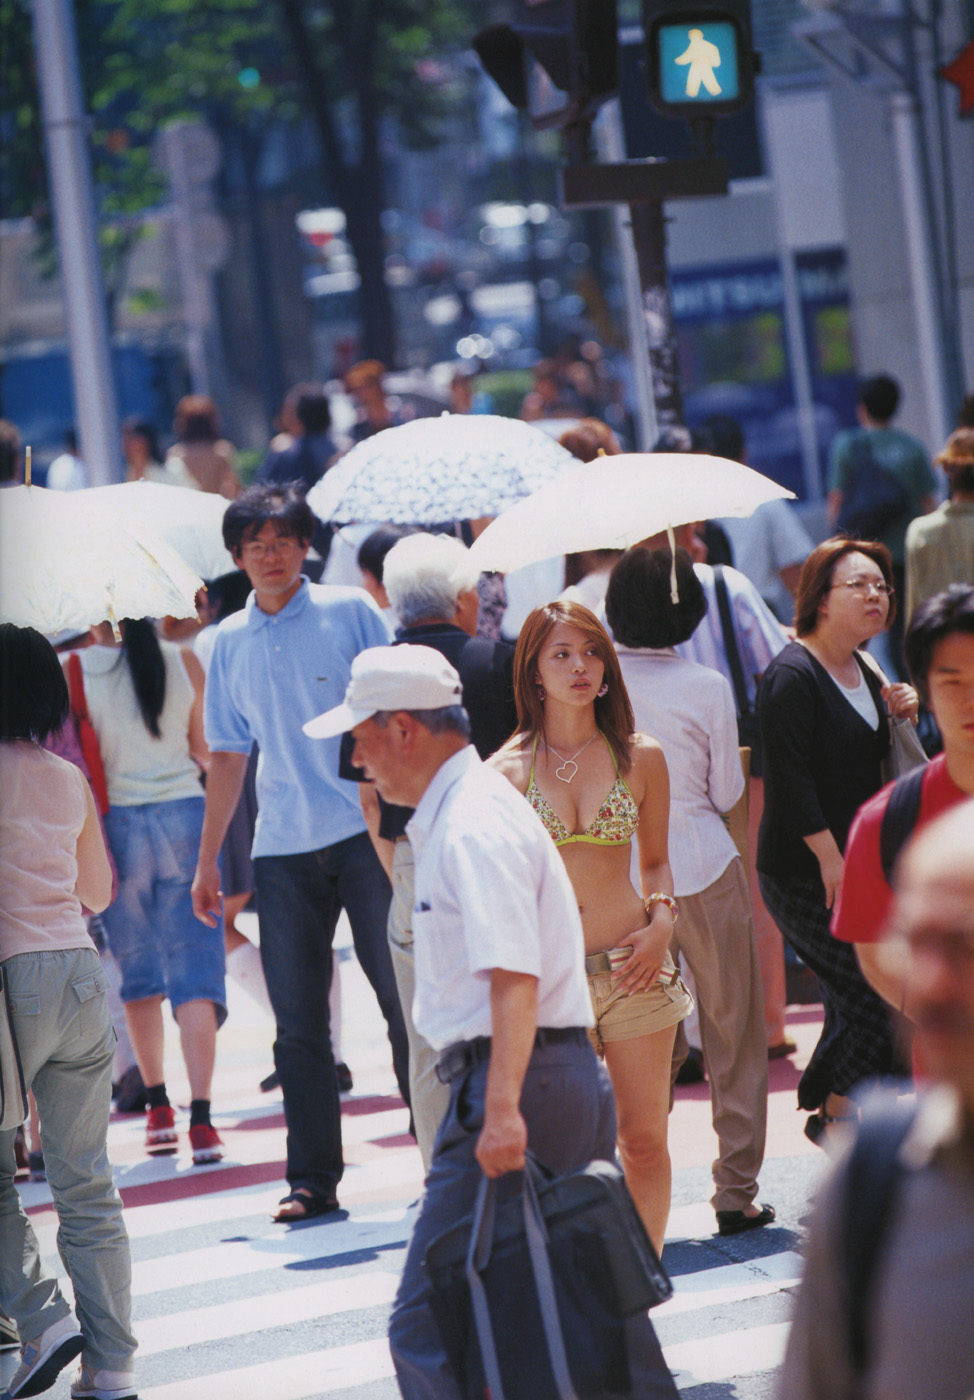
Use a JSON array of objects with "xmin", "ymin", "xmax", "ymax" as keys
[{"xmin": 0, "ymin": 0, "xmax": 484, "ymax": 358}]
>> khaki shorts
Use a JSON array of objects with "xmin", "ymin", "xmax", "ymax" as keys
[{"xmin": 586, "ymin": 952, "xmax": 693, "ymax": 1057}]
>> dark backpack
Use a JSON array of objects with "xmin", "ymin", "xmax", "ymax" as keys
[
  {"xmin": 842, "ymin": 1100, "xmax": 918, "ymax": 1374},
  {"xmin": 878, "ymin": 766, "xmax": 925, "ymax": 883},
  {"xmin": 836, "ymin": 436, "xmax": 910, "ymax": 538}
]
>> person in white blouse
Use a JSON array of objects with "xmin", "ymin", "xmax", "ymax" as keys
[{"xmin": 606, "ymin": 546, "xmax": 773, "ymax": 1237}]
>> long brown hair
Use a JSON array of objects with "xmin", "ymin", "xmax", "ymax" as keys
[{"xmin": 512, "ymin": 601, "xmax": 635, "ymax": 774}]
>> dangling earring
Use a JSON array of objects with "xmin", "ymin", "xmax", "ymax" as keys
[
  {"xmin": 597, "ymin": 682, "xmax": 608, "ymax": 698},
  {"xmin": 537, "ymin": 684, "xmax": 547, "ymax": 702}
]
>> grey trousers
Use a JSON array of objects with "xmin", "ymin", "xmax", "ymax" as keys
[
  {"xmin": 671, "ymin": 856, "xmax": 769, "ymax": 1213},
  {"xmin": 0, "ymin": 948, "xmax": 136, "ymax": 1371},
  {"xmin": 388, "ymin": 840, "xmax": 450, "ymax": 1173},
  {"xmin": 389, "ymin": 1035, "xmax": 677, "ymax": 1399}
]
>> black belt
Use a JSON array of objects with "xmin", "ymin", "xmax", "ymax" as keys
[{"xmin": 435, "ymin": 1026, "xmax": 588, "ymax": 1084}]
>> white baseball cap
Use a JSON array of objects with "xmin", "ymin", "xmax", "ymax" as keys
[{"xmin": 303, "ymin": 644, "xmax": 463, "ymax": 740}]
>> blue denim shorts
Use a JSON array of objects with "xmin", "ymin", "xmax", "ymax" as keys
[{"xmin": 101, "ymin": 796, "xmax": 227, "ymax": 1022}]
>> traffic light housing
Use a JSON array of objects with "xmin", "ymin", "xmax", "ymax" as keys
[
  {"xmin": 473, "ymin": 0, "xmax": 618, "ymax": 134},
  {"xmin": 643, "ymin": 0, "xmax": 757, "ymax": 119}
]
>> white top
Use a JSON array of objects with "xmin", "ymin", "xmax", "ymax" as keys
[
  {"xmin": 81, "ymin": 641, "xmax": 202, "ymax": 807},
  {"xmin": 615, "ymin": 647, "xmax": 744, "ymax": 897},
  {"xmin": 406, "ymin": 745, "xmax": 593, "ymax": 1052},
  {"xmin": 828, "ymin": 668, "xmax": 881, "ymax": 730},
  {"xmin": 558, "ymin": 566, "xmax": 614, "ymax": 612},
  {"xmin": 677, "ymin": 562, "xmax": 788, "ymax": 708},
  {"xmin": 0, "ymin": 743, "xmax": 93, "ymax": 959},
  {"xmin": 718, "ymin": 500, "xmax": 813, "ymax": 623}
]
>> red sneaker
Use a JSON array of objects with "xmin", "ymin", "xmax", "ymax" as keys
[
  {"xmin": 189, "ymin": 1123, "xmax": 224, "ymax": 1165},
  {"xmin": 145, "ymin": 1104, "xmax": 177, "ymax": 1153}
]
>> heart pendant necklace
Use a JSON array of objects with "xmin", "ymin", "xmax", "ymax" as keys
[{"xmin": 545, "ymin": 730, "xmax": 599, "ymax": 783}]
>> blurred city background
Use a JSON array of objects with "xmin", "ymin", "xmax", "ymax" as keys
[{"xmin": 1, "ymin": 0, "xmax": 971, "ymax": 529}]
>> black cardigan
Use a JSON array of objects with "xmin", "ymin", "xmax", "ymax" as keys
[{"xmin": 757, "ymin": 642, "xmax": 890, "ymax": 883}]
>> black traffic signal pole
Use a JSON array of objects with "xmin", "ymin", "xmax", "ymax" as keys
[
  {"xmin": 560, "ymin": 153, "xmax": 727, "ymax": 431},
  {"xmin": 629, "ymin": 201, "xmax": 682, "ymax": 427},
  {"xmin": 473, "ymin": 0, "xmax": 745, "ymax": 435}
]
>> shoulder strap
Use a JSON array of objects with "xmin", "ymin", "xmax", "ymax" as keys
[
  {"xmin": 878, "ymin": 766, "xmax": 926, "ymax": 883},
  {"xmin": 66, "ymin": 651, "xmax": 88, "ymax": 720},
  {"xmin": 843, "ymin": 1102, "xmax": 917, "ymax": 1374},
  {"xmin": 601, "ymin": 730, "xmax": 621, "ymax": 776},
  {"xmin": 528, "ymin": 733, "xmax": 539, "ymax": 786},
  {"xmin": 712, "ymin": 565, "xmax": 750, "ymax": 718}
]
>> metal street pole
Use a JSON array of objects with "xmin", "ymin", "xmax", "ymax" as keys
[
  {"xmin": 595, "ymin": 103, "xmax": 659, "ymax": 450},
  {"xmin": 31, "ymin": 0, "xmax": 122, "ymax": 485}
]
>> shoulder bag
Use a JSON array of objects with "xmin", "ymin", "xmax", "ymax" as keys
[
  {"xmin": 66, "ymin": 652, "xmax": 110, "ymax": 816},
  {"xmin": 858, "ymin": 651, "xmax": 928, "ymax": 784},
  {"xmin": 424, "ymin": 1155, "xmax": 672, "ymax": 1400},
  {"xmin": 0, "ymin": 964, "xmax": 29, "ymax": 1132},
  {"xmin": 713, "ymin": 564, "xmax": 763, "ymax": 777}
]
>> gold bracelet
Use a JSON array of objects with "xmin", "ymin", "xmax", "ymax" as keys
[{"xmin": 645, "ymin": 892, "xmax": 678, "ymax": 923}]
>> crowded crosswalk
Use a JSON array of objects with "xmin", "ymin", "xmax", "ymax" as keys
[{"xmin": 5, "ymin": 918, "xmax": 829, "ymax": 1400}]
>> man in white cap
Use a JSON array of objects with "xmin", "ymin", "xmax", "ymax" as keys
[{"xmin": 304, "ymin": 645, "xmax": 676, "ymax": 1400}]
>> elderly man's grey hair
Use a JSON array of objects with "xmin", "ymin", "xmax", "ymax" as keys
[{"xmin": 383, "ymin": 532, "xmax": 481, "ymax": 628}]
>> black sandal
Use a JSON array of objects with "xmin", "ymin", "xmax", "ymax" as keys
[
  {"xmin": 272, "ymin": 1188, "xmax": 340, "ymax": 1223},
  {"xmin": 715, "ymin": 1203, "xmax": 776, "ymax": 1236}
]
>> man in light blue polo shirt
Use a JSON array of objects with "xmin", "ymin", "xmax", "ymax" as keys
[{"xmin": 191, "ymin": 483, "xmax": 409, "ymax": 1222}]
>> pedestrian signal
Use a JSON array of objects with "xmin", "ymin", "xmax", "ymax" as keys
[{"xmin": 643, "ymin": 1, "xmax": 757, "ymax": 118}]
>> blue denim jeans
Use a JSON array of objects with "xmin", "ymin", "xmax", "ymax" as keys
[
  {"xmin": 102, "ymin": 796, "xmax": 226, "ymax": 1020},
  {"xmin": 0, "ymin": 949, "xmax": 137, "ymax": 1372},
  {"xmin": 254, "ymin": 830, "xmax": 408, "ymax": 1199},
  {"xmin": 389, "ymin": 1035, "xmax": 677, "ymax": 1399}
]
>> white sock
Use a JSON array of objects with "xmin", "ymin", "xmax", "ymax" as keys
[{"xmin": 226, "ymin": 941, "xmax": 274, "ymax": 1019}]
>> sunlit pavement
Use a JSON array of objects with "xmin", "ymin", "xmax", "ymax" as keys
[{"xmin": 5, "ymin": 913, "xmax": 832, "ymax": 1400}]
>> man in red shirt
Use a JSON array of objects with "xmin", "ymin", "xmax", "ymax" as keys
[{"xmin": 832, "ymin": 584, "xmax": 974, "ymax": 1006}]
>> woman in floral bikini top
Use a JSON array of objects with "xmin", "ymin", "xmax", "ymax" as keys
[{"xmin": 490, "ymin": 600, "xmax": 693, "ymax": 1252}]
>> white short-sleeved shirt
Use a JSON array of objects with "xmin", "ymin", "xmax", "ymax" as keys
[
  {"xmin": 204, "ymin": 579, "xmax": 390, "ymax": 856},
  {"xmin": 718, "ymin": 500, "xmax": 813, "ymax": 623},
  {"xmin": 406, "ymin": 746, "xmax": 593, "ymax": 1052},
  {"xmin": 676, "ymin": 562, "xmax": 788, "ymax": 708},
  {"xmin": 615, "ymin": 647, "xmax": 744, "ymax": 897}
]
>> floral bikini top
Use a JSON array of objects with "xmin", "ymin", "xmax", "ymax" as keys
[{"xmin": 526, "ymin": 734, "xmax": 639, "ymax": 847}]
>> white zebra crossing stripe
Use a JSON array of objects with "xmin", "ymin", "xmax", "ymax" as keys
[
  {"xmin": 4, "ymin": 923, "xmax": 823, "ymax": 1400},
  {"xmin": 138, "ymin": 1338, "xmax": 396, "ymax": 1400},
  {"xmin": 134, "ymin": 1273, "xmax": 401, "ymax": 1357},
  {"xmin": 653, "ymin": 1251, "xmax": 802, "ymax": 1317},
  {"xmin": 666, "ymin": 1321, "xmax": 792, "ymax": 1387}
]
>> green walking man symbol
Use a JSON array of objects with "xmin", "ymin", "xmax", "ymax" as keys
[{"xmin": 675, "ymin": 27, "xmax": 722, "ymax": 97}]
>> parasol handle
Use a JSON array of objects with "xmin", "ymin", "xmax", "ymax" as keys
[
  {"xmin": 667, "ymin": 524, "xmax": 679, "ymax": 604},
  {"xmin": 25, "ymin": 445, "xmax": 31, "ymax": 487}
]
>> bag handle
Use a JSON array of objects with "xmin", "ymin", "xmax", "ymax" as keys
[
  {"xmin": 65, "ymin": 652, "xmax": 111, "ymax": 816},
  {"xmin": 465, "ymin": 1161, "xmax": 579, "ymax": 1400}
]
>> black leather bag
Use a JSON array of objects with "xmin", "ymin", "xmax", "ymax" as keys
[{"xmin": 424, "ymin": 1156, "xmax": 672, "ymax": 1400}]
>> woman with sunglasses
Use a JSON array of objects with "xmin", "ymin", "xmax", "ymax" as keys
[
  {"xmin": 757, "ymin": 538, "xmax": 918, "ymax": 1145},
  {"xmin": 490, "ymin": 600, "xmax": 692, "ymax": 1252}
]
